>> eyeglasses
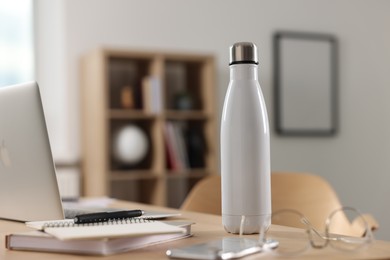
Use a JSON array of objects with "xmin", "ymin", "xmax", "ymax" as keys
[{"xmin": 257, "ymin": 207, "xmax": 374, "ymax": 256}]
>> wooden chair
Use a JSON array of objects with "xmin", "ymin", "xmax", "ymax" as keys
[{"xmin": 181, "ymin": 172, "xmax": 378, "ymax": 236}]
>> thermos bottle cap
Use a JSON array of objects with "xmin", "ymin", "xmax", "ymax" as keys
[{"xmin": 229, "ymin": 42, "xmax": 258, "ymax": 65}]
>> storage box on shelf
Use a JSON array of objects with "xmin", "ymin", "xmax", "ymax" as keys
[{"xmin": 81, "ymin": 48, "xmax": 217, "ymax": 207}]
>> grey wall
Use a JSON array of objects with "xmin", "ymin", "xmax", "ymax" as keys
[{"xmin": 36, "ymin": 0, "xmax": 390, "ymax": 239}]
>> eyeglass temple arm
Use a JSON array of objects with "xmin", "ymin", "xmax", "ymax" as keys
[{"xmin": 352, "ymin": 213, "xmax": 379, "ymax": 236}]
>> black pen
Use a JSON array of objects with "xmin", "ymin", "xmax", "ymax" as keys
[{"xmin": 74, "ymin": 210, "xmax": 144, "ymax": 224}]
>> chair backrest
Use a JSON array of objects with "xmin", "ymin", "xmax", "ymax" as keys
[
  {"xmin": 270, "ymin": 172, "xmax": 349, "ymax": 232},
  {"xmin": 181, "ymin": 172, "xmax": 355, "ymax": 234},
  {"xmin": 181, "ymin": 175, "xmax": 222, "ymax": 215}
]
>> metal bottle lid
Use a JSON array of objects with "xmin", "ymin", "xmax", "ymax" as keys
[{"xmin": 229, "ymin": 42, "xmax": 258, "ymax": 65}]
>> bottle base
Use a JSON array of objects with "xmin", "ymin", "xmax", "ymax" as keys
[{"xmin": 223, "ymin": 214, "xmax": 271, "ymax": 234}]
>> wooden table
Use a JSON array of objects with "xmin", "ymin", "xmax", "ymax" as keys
[{"xmin": 1, "ymin": 200, "xmax": 390, "ymax": 259}]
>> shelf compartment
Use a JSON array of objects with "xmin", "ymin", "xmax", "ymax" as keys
[
  {"xmin": 109, "ymin": 119, "xmax": 155, "ymax": 171},
  {"xmin": 164, "ymin": 60, "xmax": 206, "ymax": 111},
  {"xmin": 164, "ymin": 120, "xmax": 208, "ymax": 171},
  {"xmin": 110, "ymin": 179, "xmax": 157, "ymax": 204},
  {"xmin": 107, "ymin": 57, "xmax": 154, "ymax": 110},
  {"xmin": 166, "ymin": 177, "xmax": 206, "ymax": 208}
]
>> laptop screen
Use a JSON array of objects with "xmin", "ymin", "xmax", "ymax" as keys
[{"xmin": 0, "ymin": 82, "xmax": 64, "ymax": 221}]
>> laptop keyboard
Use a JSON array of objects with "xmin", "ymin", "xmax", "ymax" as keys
[
  {"xmin": 63, "ymin": 208, "xmax": 99, "ymax": 219},
  {"xmin": 63, "ymin": 207, "xmax": 123, "ymax": 219}
]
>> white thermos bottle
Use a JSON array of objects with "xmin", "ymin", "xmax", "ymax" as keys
[{"xmin": 221, "ymin": 42, "xmax": 271, "ymax": 234}]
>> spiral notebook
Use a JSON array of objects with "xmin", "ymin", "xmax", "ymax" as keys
[{"xmin": 26, "ymin": 218, "xmax": 186, "ymax": 241}]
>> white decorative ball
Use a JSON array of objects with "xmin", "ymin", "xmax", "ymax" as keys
[{"xmin": 112, "ymin": 125, "xmax": 149, "ymax": 165}]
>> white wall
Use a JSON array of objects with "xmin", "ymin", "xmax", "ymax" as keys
[{"xmin": 37, "ymin": 0, "xmax": 390, "ymax": 239}]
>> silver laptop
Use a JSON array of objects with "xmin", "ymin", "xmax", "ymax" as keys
[
  {"xmin": 0, "ymin": 82, "xmax": 65, "ymax": 221},
  {"xmin": 0, "ymin": 82, "xmax": 181, "ymax": 222}
]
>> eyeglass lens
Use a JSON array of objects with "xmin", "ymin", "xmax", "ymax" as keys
[
  {"xmin": 269, "ymin": 210, "xmax": 311, "ymax": 255},
  {"xmin": 326, "ymin": 207, "xmax": 370, "ymax": 251}
]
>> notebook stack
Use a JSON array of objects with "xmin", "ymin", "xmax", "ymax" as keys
[{"xmin": 6, "ymin": 218, "xmax": 193, "ymax": 256}]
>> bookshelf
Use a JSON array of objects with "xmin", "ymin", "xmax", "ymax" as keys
[{"xmin": 81, "ymin": 48, "xmax": 217, "ymax": 207}]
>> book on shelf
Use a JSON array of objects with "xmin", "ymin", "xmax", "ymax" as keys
[
  {"xmin": 6, "ymin": 220, "xmax": 193, "ymax": 256},
  {"xmin": 164, "ymin": 122, "xmax": 178, "ymax": 170},
  {"xmin": 164, "ymin": 122, "xmax": 190, "ymax": 171},
  {"xmin": 142, "ymin": 76, "xmax": 162, "ymax": 114},
  {"xmin": 172, "ymin": 122, "xmax": 190, "ymax": 169}
]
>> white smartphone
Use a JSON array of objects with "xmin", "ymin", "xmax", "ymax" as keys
[{"xmin": 166, "ymin": 237, "xmax": 278, "ymax": 260}]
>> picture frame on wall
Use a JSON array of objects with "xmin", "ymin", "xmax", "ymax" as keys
[{"xmin": 273, "ymin": 31, "xmax": 338, "ymax": 136}]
